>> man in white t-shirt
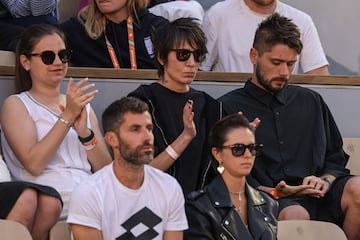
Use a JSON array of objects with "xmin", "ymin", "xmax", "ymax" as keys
[
  {"xmin": 201, "ymin": 0, "xmax": 329, "ymax": 75},
  {"xmin": 67, "ymin": 97, "xmax": 188, "ymax": 240}
]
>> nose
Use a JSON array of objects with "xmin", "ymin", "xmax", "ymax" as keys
[
  {"xmin": 279, "ymin": 63, "xmax": 290, "ymax": 76},
  {"xmin": 53, "ymin": 53, "xmax": 63, "ymax": 64},
  {"xmin": 142, "ymin": 128, "xmax": 153, "ymax": 142},
  {"xmin": 243, "ymin": 147, "xmax": 253, "ymax": 157},
  {"xmin": 185, "ymin": 53, "xmax": 196, "ymax": 66}
]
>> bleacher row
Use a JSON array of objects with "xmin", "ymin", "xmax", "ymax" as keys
[
  {"xmin": 0, "ymin": 219, "xmax": 348, "ymax": 239},
  {"xmin": 1, "ymin": 65, "xmax": 360, "ymax": 239},
  {"xmin": 1, "ymin": 2, "xmax": 360, "ymax": 238}
]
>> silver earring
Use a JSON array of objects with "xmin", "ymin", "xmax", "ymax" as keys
[{"xmin": 217, "ymin": 162, "xmax": 224, "ymax": 174}]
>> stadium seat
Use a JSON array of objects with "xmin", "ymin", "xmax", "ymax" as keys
[
  {"xmin": 0, "ymin": 50, "xmax": 15, "ymax": 66},
  {"xmin": 49, "ymin": 220, "xmax": 72, "ymax": 240},
  {"xmin": 343, "ymin": 137, "xmax": 360, "ymax": 175},
  {"xmin": 277, "ymin": 220, "xmax": 347, "ymax": 240},
  {"xmin": 0, "ymin": 219, "xmax": 32, "ymax": 240}
]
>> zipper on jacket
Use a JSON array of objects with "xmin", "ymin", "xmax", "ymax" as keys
[{"xmin": 220, "ymin": 223, "xmax": 236, "ymax": 240}]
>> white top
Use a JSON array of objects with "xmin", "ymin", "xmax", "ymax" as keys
[
  {"xmin": 149, "ymin": 0, "xmax": 204, "ymax": 23},
  {"xmin": 0, "ymin": 155, "xmax": 11, "ymax": 182},
  {"xmin": 67, "ymin": 163, "xmax": 188, "ymax": 240},
  {"xmin": 200, "ymin": 0, "xmax": 328, "ymax": 73},
  {"xmin": 1, "ymin": 92, "xmax": 92, "ymax": 201}
]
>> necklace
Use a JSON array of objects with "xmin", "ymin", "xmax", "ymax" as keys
[
  {"xmin": 229, "ymin": 190, "xmax": 244, "ymax": 201},
  {"xmin": 229, "ymin": 190, "xmax": 245, "ymax": 214}
]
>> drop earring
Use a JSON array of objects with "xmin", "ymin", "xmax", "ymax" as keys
[{"xmin": 217, "ymin": 161, "xmax": 224, "ymax": 174}]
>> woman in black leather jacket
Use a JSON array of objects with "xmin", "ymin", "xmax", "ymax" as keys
[{"xmin": 185, "ymin": 114, "xmax": 278, "ymax": 240}]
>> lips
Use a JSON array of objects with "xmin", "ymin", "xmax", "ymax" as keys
[
  {"xmin": 49, "ymin": 68, "xmax": 65, "ymax": 73},
  {"xmin": 97, "ymin": 0, "xmax": 111, "ymax": 7},
  {"xmin": 183, "ymin": 72, "xmax": 196, "ymax": 78},
  {"xmin": 240, "ymin": 162, "xmax": 253, "ymax": 168},
  {"xmin": 141, "ymin": 144, "xmax": 153, "ymax": 152}
]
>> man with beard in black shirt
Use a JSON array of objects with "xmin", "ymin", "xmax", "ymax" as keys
[{"xmin": 219, "ymin": 13, "xmax": 360, "ymax": 240}]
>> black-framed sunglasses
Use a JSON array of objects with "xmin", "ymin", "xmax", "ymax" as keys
[
  {"xmin": 170, "ymin": 49, "xmax": 205, "ymax": 62},
  {"xmin": 29, "ymin": 49, "xmax": 72, "ymax": 65},
  {"xmin": 218, "ymin": 143, "xmax": 263, "ymax": 157}
]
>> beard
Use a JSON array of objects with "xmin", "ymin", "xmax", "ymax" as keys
[
  {"xmin": 255, "ymin": 64, "xmax": 289, "ymax": 94},
  {"xmin": 117, "ymin": 135, "xmax": 154, "ymax": 165}
]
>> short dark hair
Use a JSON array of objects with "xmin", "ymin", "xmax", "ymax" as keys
[
  {"xmin": 152, "ymin": 17, "xmax": 207, "ymax": 78},
  {"xmin": 209, "ymin": 114, "xmax": 254, "ymax": 148},
  {"xmin": 102, "ymin": 97, "xmax": 149, "ymax": 134},
  {"xmin": 253, "ymin": 13, "xmax": 303, "ymax": 56},
  {"xmin": 15, "ymin": 24, "xmax": 67, "ymax": 93}
]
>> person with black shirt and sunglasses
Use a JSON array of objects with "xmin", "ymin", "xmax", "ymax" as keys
[
  {"xmin": 128, "ymin": 17, "xmax": 222, "ymax": 195},
  {"xmin": 185, "ymin": 113, "xmax": 278, "ymax": 240},
  {"xmin": 0, "ymin": 24, "xmax": 112, "ymax": 218}
]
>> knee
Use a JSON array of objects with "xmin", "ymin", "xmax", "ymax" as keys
[
  {"xmin": 38, "ymin": 194, "xmax": 62, "ymax": 219},
  {"xmin": 18, "ymin": 188, "xmax": 38, "ymax": 209},
  {"xmin": 278, "ymin": 205, "xmax": 310, "ymax": 220},
  {"xmin": 342, "ymin": 178, "xmax": 360, "ymax": 207},
  {"xmin": 7, "ymin": 188, "xmax": 38, "ymax": 224}
]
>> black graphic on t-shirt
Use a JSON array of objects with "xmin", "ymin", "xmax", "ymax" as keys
[{"xmin": 116, "ymin": 207, "xmax": 162, "ymax": 240}]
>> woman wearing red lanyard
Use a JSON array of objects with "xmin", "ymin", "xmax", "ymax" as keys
[{"xmin": 60, "ymin": 0, "xmax": 168, "ymax": 68}]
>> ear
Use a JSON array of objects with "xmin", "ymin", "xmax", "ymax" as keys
[
  {"xmin": 157, "ymin": 53, "xmax": 164, "ymax": 66},
  {"xmin": 20, "ymin": 54, "xmax": 30, "ymax": 71},
  {"xmin": 249, "ymin": 48, "xmax": 258, "ymax": 65},
  {"xmin": 104, "ymin": 131, "xmax": 119, "ymax": 148},
  {"xmin": 211, "ymin": 147, "xmax": 222, "ymax": 164}
]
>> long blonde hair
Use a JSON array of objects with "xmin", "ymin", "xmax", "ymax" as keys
[{"xmin": 80, "ymin": 0, "xmax": 147, "ymax": 39}]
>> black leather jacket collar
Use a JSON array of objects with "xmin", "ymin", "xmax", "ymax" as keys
[{"xmin": 186, "ymin": 176, "xmax": 278, "ymax": 240}]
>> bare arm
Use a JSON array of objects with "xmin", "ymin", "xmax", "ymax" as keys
[
  {"xmin": 83, "ymin": 107, "xmax": 112, "ymax": 171},
  {"xmin": 71, "ymin": 224, "xmax": 102, "ymax": 240},
  {"xmin": 150, "ymin": 100, "xmax": 196, "ymax": 171},
  {"xmin": 258, "ymin": 181, "xmax": 314, "ymax": 199},
  {"xmin": 1, "ymin": 95, "xmax": 71, "ymax": 176},
  {"xmin": 163, "ymin": 230, "xmax": 183, "ymax": 240},
  {"xmin": 304, "ymin": 65, "xmax": 329, "ymax": 75},
  {"xmin": 0, "ymin": 78, "xmax": 97, "ymax": 176}
]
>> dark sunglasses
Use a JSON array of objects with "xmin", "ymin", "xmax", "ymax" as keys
[
  {"xmin": 219, "ymin": 143, "xmax": 263, "ymax": 157},
  {"xmin": 29, "ymin": 49, "xmax": 72, "ymax": 65},
  {"xmin": 170, "ymin": 49, "xmax": 205, "ymax": 62}
]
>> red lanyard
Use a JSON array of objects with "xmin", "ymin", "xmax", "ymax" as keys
[{"xmin": 103, "ymin": 16, "xmax": 137, "ymax": 69}]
